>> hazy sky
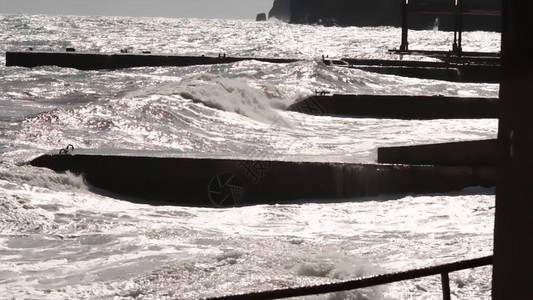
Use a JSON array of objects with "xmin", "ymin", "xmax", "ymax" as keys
[{"xmin": 0, "ymin": 0, "xmax": 275, "ymax": 19}]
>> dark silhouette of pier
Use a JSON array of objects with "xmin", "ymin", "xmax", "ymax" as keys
[
  {"xmin": 397, "ymin": 0, "xmax": 501, "ymax": 54},
  {"xmin": 5, "ymin": 51, "xmax": 301, "ymax": 70},
  {"xmin": 6, "ymin": 50, "xmax": 500, "ymax": 83},
  {"xmin": 493, "ymin": 0, "xmax": 533, "ymax": 298},
  {"xmin": 290, "ymin": 94, "xmax": 498, "ymax": 119},
  {"xmin": 30, "ymin": 149, "xmax": 495, "ymax": 207}
]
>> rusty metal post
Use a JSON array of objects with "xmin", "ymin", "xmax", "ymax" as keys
[
  {"xmin": 493, "ymin": 0, "xmax": 533, "ymax": 299},
  {"xmin": 209, "ymin": 256, "xmax": 492, "ymax": 300}
]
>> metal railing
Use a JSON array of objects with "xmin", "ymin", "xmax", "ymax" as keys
[{"xmin": 207, "ymin": 256, "xmax": 493, "ymax": 300}]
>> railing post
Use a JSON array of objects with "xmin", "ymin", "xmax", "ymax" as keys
[{"xmin": 441, "ymin": 272, "xmax": 451, "ymax": 300}]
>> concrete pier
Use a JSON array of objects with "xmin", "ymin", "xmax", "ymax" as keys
[
  {"xmin": 289, "ymin": 94, "xmax": 498, "ymax": 119},
  {"xmin": 30, "ymin": 151, "xmax": 495, "ymax": 207},
  {"xmin": 398, "ymin": 0, "xmax": 501, "ymax": 56},
  {"xmin": 329, "ymin": 59, "xmax": 500, "ymax": 83},
  {"xmin": 6, "ymin": 51, "xmax": 499, "ymax": 83},
  {"xmin": 378, "ymin": 140, "xmax": 498, "ymax": 166},
  {"xmin": 388, "ymin": 50, "xmax": 500, "ymax": 65},
  {"xmin": 6, "ymin": 51, "xmax": 301, "ymax": 70}
]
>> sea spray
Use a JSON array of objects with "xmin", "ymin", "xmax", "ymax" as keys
[
  {"xmin": 293, "ymin": 253, "xmax": 385, "ymax": 300},
  {"xmin": 123, "ymin": 73, "xmax": 299, "ymax": 125},
  {"xmin": 0, "ymin": 15, "xmax": 498, "ymax": 299},
  {"xmin": 177, "ymin": 74, "xmax": 293, "ymax": 125}
]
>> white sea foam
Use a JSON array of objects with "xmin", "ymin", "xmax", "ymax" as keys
[
  {"xmin": 0, "ymin": 15, "xmax": 500, "ymax": 299},
  {"xmin": 125, "ymin": 73, "xmax": 296, "ymax": 125},
  {"xmin": 0, "ymin": 166, "xmax": 87, "ymax": 192}
]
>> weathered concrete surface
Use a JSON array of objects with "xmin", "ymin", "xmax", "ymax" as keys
[
  {"xmin": 493, "ymin": 0, "xmax": 533, "ymax": 298},
  {"xmin": 29, "ymin": 152, "xmax": 494, "ymax": 207},
  {"xmin": 378, "ymin": 140, "xmax": 498, "ymax": 166},
  {"xmin": 289, "ymin": 94, "xmax": 499, "ymax": 119},
  {"xmin": 6, "ymin": 51, "xmax": 301, "ymax": 70}
]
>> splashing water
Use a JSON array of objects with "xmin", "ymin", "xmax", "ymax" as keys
[{"xmin": 0, "ymin": 15, "xmax": 499, "ymax": 299}]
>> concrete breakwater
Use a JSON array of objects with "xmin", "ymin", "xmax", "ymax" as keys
[
  {"xmin": 378, "ymin": 139, "xmax": 498, "ymax": 166},
  {"xmin": 290, "ymin": 94, "xmax": 499, "ymax": 119},
  {"xmin": 6, "ymin": 50, "xmax": 500, "ymax": 83},
  {"xmin": 30, "ymin": 150, "xmax": 495, "ymax": 207},
  {"xmin": 6, "ymin": 51, "xmax": 302, "ymax": 70},
  {"xmin": 327, "ymin": 58, "xmax": 500, "ymax": 83}
]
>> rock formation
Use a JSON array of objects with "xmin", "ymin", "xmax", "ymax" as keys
[
  {"xmin": 256, "ymin": 13, "xmax": 267, "ymax": 21},
  {"xmin": 268, "ymin": 0, "xmax": 291, "ymax": 22},
  {"xmin": 268, "ymin": 0, "xmax": 501, "ymax": 31},
  {"xmin": 289, "ymin": 0, "xmax": 402, "ymax": 27}
]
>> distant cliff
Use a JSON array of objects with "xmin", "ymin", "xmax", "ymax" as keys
[
  {"xmin": 269, "ymin": 0, "xmax": 291, "ymax": 22},
  {"xmin": 269, "ymin": 0, "xmax": 501, "ymax": 32},
  {"xmin": 289, "ymin": 0, "xmax": 402, "ymax": 27}
]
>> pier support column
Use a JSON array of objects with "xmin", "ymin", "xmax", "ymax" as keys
[
  {"xmin": 453, "ymin": 0, "xmax": 463, "ymax": 56},
  {"xmin": 493, "ymin": 0, "xmax": 533, "ymax": 298},
  {"xmin": 400, "ymin": 0, "xmax": 409, "ymax": 51}
]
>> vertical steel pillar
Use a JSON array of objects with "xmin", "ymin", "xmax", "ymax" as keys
[
  {"xmin": 453, "ymin": 0, "xmax": 459, "ymax": 52},
  {"xmin": 457, "ymin": 0, "xmax": 463, "ymax": 56},
  {"xmin": 454, "ymin": 0, "xmax": 463, "ymax": 56},
  {"xmin": 493, "ymin": 0, "xmax": 533, "ymax": 298},
  {"xmin": 400, "ymin": 0, "xmax": 409, "ymax": 51},
  {"xmin": 441, "ymin": 273, "xmax": 451, "ymax": 300}
]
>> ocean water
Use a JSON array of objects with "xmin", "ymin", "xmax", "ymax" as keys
[{"xmin": 0, "ymin": 15, "xmax": 500, "ymax": 299}]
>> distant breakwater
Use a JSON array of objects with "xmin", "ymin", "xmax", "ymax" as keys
[{"xmin": 268, "ymin": 0, "xmax": 501, "ymax": 32}]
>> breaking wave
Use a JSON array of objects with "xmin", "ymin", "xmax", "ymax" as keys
[
  {"xmin": 294, "ymin": 255, "xmax": 385, "ymax": 300},
  {"xmin": 126, "ymin": 73, "xmax": 297, "ymax": 125},
  {"xmin": 0, "ymin": 166, "xmax": 87, "ymax": 192}
]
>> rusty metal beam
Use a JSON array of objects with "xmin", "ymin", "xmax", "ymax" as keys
[{"xmin": 207, "ymin": 256, "xmax": 492, "ymax": 300}]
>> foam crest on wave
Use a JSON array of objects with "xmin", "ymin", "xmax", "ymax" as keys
[
  {"xmin": 0, "ymin": 165, "xmax": 87, "ymax": 193},
  {"xmin": 127, "ymin": 74, "xmax": 296, "ymax": 125},
  {"xmin": 293, "ymin": 254, "xmax": 385, "ymax": 300}
]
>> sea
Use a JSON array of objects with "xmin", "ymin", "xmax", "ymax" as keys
[{"xmin": 0, "ymin": 15, "xmax": 500, "ymax": 299}]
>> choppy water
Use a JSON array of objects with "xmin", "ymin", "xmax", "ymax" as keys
[{"xmin": 0, "ymin": 14, "xmax": 499, "ymax": 299}]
